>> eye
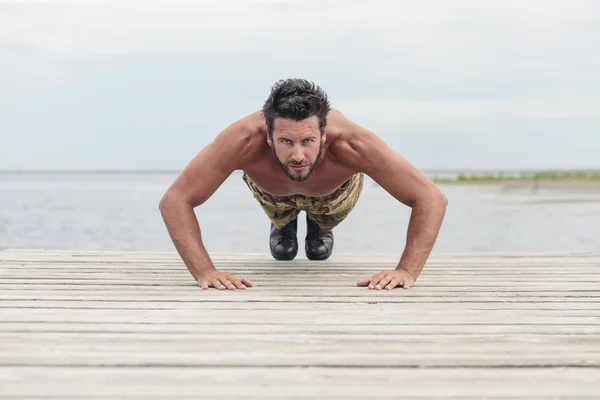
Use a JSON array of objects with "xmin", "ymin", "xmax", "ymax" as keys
[
  {"xmin": 304, "ymin": 138, "xmax": 314, "ymax": 143},
  {"xmin": 281, "ymin": 139, "xmax": 291, "ymax": 144}
]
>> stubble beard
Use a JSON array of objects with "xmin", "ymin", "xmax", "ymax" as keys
[{"xmin": 274, "ymin": 140, "xmax": 324, "ymax": 182}]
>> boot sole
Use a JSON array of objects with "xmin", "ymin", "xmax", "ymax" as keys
[
  {"xmin": 270, "ymin": 248, "xmax": 298, "ymax": 261},
  {"xmin": 305, "ymin": 248, "xmax": 332, "ymax": 261}
]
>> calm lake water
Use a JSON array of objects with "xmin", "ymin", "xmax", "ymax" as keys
[{"xmin": 1, "ymin": 172, "xmax": 599, "ymax": 254}]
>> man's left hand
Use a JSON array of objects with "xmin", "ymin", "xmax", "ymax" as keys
[{"xmin": 357, "ymin": 269, "xmax": 415, "ymax": 290}]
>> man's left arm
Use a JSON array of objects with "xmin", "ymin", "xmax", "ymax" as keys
[{"xmin": 343, "ymin": 127, "xmax": 448, "ymax": 290}]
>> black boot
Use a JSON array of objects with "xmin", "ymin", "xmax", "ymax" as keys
[
  {"xmin": 269, "ymin": 218, "xmax": 298, "ymax": 261},
  {"xmin": 305, "ymin": 214, "xmax": 334, "ymax": 260}
]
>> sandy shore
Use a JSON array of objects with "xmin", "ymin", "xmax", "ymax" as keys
[{"xmin": 503, "ymin": 179, "xmax": 600, "ymax": 193}]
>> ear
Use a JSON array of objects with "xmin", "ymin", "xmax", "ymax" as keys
[
  {"xmin": 267, "ymin": 134, "xmax": 273, "ymax": 147},
  {"xmin": 321, "ymin": 131, "xmax": 326, "ymax": 144}
]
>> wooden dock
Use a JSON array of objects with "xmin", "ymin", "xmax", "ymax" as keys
[{"xmin": 1, "ymin": 249, "xmax": 599, "ymax": 399}]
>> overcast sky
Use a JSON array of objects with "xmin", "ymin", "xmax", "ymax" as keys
[{"xmin": 1, "ymin": 0, "xmax": 598, "ymax": 170}]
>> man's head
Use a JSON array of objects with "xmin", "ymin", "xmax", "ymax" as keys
[{"xmin": 262, "ymin": 79, "xmax": 331, "ymax": 182}]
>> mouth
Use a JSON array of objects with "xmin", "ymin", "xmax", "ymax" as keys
[{"xmin": 289, "ymin": 164, "xmax": 308, "ymax": 172}]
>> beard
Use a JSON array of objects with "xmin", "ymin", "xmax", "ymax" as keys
[{"xmin": 274, "ymin": 141, "xmax": 323, "ymax": 182}]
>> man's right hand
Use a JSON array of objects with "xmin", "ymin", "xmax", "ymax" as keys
[{"xmin": 197, "ymin": 271, "xmax": 253, "ymax": 290}]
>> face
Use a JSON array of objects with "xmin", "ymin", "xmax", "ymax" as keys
[{"xmin": 267, "ymin": 116, "xmax": 326, "ymax": 182}]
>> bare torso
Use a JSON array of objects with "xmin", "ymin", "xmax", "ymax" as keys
[
  {"xmin": 160, "ymin": 98, "xmax": 447, "ymax": 288},
  {"xmin": 239, "ymin": 110, "xmax": 361, "ymax": 197}
]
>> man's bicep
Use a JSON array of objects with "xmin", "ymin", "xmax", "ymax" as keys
[
  {"xmin": 175, "ymin": 147, "xmax": 236, "ymax": 207},
  {"xmin": 167, "ymin": 123, "xmax": 250, "ymax": 207}
]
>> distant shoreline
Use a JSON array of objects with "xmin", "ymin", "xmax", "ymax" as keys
[
  {"xmin": 436, "ymin": 179, "xmax": 600, "ymax": 194},
  {"xmin": 432, "ymin": 171, "xmax": 600, "ymax": 183},
  {"xmin": 3, "ymin": 169, "xmax": 600, "ymax": 194},
  {"xmin": 2, "ymin": 169, "xmax": 600, "ymax": 191}
]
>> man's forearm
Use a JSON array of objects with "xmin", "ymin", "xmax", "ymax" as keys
[
  {"xmin": 396, "ymin": 191, "xmax": 447, "ymax": 280},
  {"xmin": 159, "ymin": 197, "xmax": 216, "ymax": 281}
]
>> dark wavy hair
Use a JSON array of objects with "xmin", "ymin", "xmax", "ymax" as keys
[{"xmin": 262, "ymin": 78, "xmax": 331, "ymax": 138}]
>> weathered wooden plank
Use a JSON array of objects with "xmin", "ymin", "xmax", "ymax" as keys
[
  {"xmin": 4, "ymin": 264, "xmax": 600, "ymax": 272},
  {"xmin": 3, "ymin": 281, "xmax": 600, "ymax": 291},
  {"xmin": 3, "ymin": 307, "xmax": 600, "ymax": 317},
  {"xmin": 3, "ymin": 284, "xmax": 600, "ymax": 294},
  {"xmin": 0, "ymin": 367, "xmax": 598, "ymax": 399},
  {"xmin": 3, "ymin": 322, "xmax": 599, "ymax": 335},
  {"xmin": 31, "ymin": 266, "xmax": 594, "ymax": 271},
  {"xmin": 20, "ymin": 276, "xmax": 595, "ymax": 287},
  {"xmin": 2, "ymin": 348, "xmax": 599, "ymax": 367},
  {"xmin": 2, "ymin": 309, "xmax": 599, "ymax": 324},
  {"xmin": 1, "ymin": 293, "xmax": 597, "ymax": 303},
  {"xmin": 1, "ymin": 288, "xmax": 598, "ymax": 298},
  {"xmin": 2, "ymin": 300, "xmax": 599, "ymax": 310},
  {"xmin": 20, "ymin": 261, "xmax": 597, "ymax": 268},
  {"xmin": 1, "ymin": 332, "xmax": 598, "ymax": 343},
  {"xmin": 1, "ymin": 285, "xmax": 599, "ymax": 295},
  {"xmin": 2, "ymin": 273, "xmax": 600, "ymax": 282},
  {"xmin": 4, "ymin": 274, "xmax": 600, "ymax": 283}
]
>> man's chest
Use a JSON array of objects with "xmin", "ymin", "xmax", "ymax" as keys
[{"xmin": 242, "ymin": 158, "xmax": 356, "ymax": 197}]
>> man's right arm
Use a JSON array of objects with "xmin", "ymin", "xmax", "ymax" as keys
[{"xmin": 158, "ymin": 116, "xmax": 259, "ymax": 288}]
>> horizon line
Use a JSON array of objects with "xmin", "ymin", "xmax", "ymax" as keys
[{"xmin": 1, "ymin": 168, "xmax": 600, "ymax": 174}]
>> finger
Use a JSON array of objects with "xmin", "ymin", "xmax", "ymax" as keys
[
  {"xmin": 221, "ymin": 278, "xmax": 236, "ymax": 290},
  {"xmin": 369, "ymin": 273, "xmax": 386, "ymax": 289},
  {"xmin": 212, "ymin": 279, "xmax": 226, "ymax": 290},
  {"xmin": 376, "ymin": 275, "xmax": 393, "ymax": 290},
  {"xmin": 368, "ymin": 274, "xmax": 383, "ymax": 289},
  {"xmin": 230, "ymin": 276, "xmax": 247, "ymax": 290},
  {"xmin": 199, "ymin": 279, "xmax": 209, "ymax": 290},
  {"xmin": 357, "ymin": 278, "xmax": 371, "ymax": 287},
  {"xmin": 241, "ymin": 277, "xmax": 253, "ymax": 287},
  {"xmin": 402, "ymin": 280, "xmax": 413, "ymax": 289},
  {"xmin": 385, "ymin": 278, "xmax": 400, "ymax": 290}
]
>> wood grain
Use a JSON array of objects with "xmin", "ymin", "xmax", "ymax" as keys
[{"xmin": 1, "ymin": 249, "xmax": 599, "ymax": 399}]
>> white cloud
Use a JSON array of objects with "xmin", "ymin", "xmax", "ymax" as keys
[
  {"xmin": 2, "ymin": 0, "xmax": 597, "ymax": 55},
  {"xmin": 336, "ymin": 94, "xmax": 600, "ymax": 126},
  {"xmin": 1, "ymin": 0, "xmax": 599, "ymax": 169}
]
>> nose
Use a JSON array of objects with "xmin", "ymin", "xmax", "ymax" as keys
[{"xmin": 291, "ymin": 144, "xmax": 304, "ymax": 163}]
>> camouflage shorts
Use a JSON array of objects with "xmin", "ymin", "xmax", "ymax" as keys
[{"xmin": 242, "ymin": 172, "xmax": 364, "ymax": 230}]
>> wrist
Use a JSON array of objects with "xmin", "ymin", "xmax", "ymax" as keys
[
  {"xmin": 188, "ymin": 262, "xmax": 216, "ymax": 281},
  {"xmin": 195, "ymin": 265, "xmax": 216, "ymax": 276},
  {"xmin": 395, "ymin": 265, "xmax": 417, "ymax": 280}
]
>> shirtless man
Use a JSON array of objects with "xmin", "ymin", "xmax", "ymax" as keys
[{"xmin": 159, "ymin": 79, "xmax": 448, "ymax": 291}]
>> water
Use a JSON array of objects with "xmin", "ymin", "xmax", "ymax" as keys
[{"xmin": 1, "ymin": 172, "xmax": 599, "ymax": 254}]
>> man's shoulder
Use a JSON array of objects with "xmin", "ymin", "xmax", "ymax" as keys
[
  {"xmin": 227, "ymin": 111, "xmax": 266, "ymax": 138},
  {"xmin": 327, "ymin": 109, "xmax": 372, "ymax": 142},
  {"xmin": 326, "ymin": 109, "xmax": 379, "ymax": 169},
  {"xmin": 218, "ymin": 111, "xmax": 268, "ymax": 166},
  {"xmin": 215, "ymin": 111, "xmax": 265, "ymax": 146},
  {"xmin": 326, "ymin": 109, "xmax": 374, "ymax": 151}
]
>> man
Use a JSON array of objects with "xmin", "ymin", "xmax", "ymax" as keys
[{"xmin": 159, "ymin": 79, "xmax": 448, "ymax": 291}]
